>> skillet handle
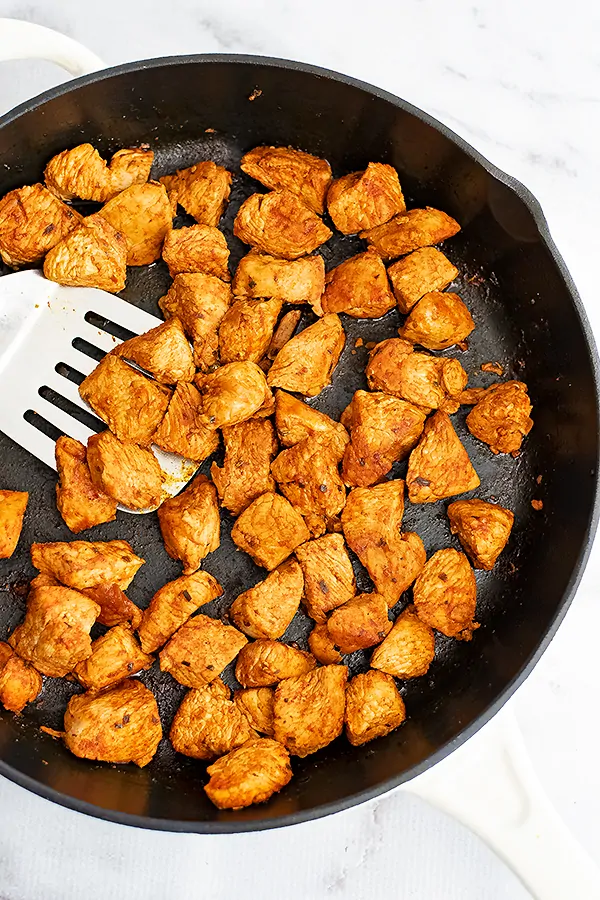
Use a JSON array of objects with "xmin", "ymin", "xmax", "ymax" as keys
[
  {"xmin": 404, "ymin": 706, "xmax": 600, "ymax": 899},
  {"xmin": 0, "ymin": 19, "xmax": 104, "ymax": 76}
]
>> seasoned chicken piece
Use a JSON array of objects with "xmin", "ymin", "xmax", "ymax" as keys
[
  {"xmin": 45, "ymin": 144, "xmax": 153, "ymax": 202},
  {"xmin": 345, "ymin": 670, "xmax": 406, "ymax": 746},
  {"xmin": 230, "ymin": 559, "xmax": 303, "ymax": 639},
  {"xmin": 152, "ymin": 383, "xmax": 219, "ymax": 462},
  {"xmin": 275, "ymin": 391, "xmax": 349, "ymax": 461},
  {"xmin": 233, "ymin": 251, "xmax": 325, "ymax": 310},
  {"xmin": 362, "ymin": 207, "xmax": 461, "ymax": 260},
  {"xmin": 234, "ymin": 190, "xmax": 332, "ymax": 260},
  {"xmin": 160, "ymin": 614, "xmax": 247, "ymax": 688},
  {"xmin": 87, "ymin": 431, "xmax": 163, "ymax": 510},
  {"xmin": 162, "ymin": 224, "xmax": 230, "ymax": 281},
  {"xmin": 63, "ymin": 679, "xmax": 161, "ymax": 767},
  {"xmin": 399, "ymin": 291, "xmax": 475, "ymax": 351},
  {"xmin": 170, "ymin": 679, "xmax": 256, "ymax": 760},
  {"xmin": 219, "ymin": 297, "xmax": 283, "ymax": 364},
  {"xmin": 341, "ymin": 390, "xmax": 426, "ymax": 487},
  {"xmin": 466, "ymin": 381, "xmax": 533, "ymax": 455},
  {"xmin": 55, "ymin": 437, "xmax": 116, "ymax": 533},
  {"xmin": 9, "ymin": 584, "xmax": 99, "ymax": 677},
  {"xmin": 0, "ymin": 490, "xmax": 28, "ymax": 559},
  {"xmin": 327, "ymin": 593, "xmax": 391, "ymax": 654},
  {"xmin": 241, "ymin": 146, "xmax": 332, "ymax": 214},
  {"xmin": 194, "ymin": 361, "xmax": 273, "ymax": 432},
  {"xmin": 0, "ymin": 643, "xmax": 43, "ymax": 714},
  {"xmin": 231, "ymin": 492, "xmax": 311, "ymax": 570},
  {"xmin": 370, "ymin": 606, "xmax": 435, "ymax": 678},
  {"xmin": 448, "ymin": 499, "xmax": 514, "ymax": 569},
  {"xmin": 157, "ymin": 475, "xmax": 220, "ymax": 574},
  {"xmin": 295, "ymin": 533, "xmax": 356, "ymax": 622},
  {"xmin": 111, "ymin": 317, "xmax": 194, "ymax": 384},
  {"xmin": 79, "ymin": 355, "xmax": 171, "ymax": 446},
  {"xmin": 98, "ymin": 181, "xmax": 172, "ymax": 265},
  {"xmin": 138, "ymin": 571, "xmax": 222, "ymax": 653},
  {"xmin": 235, "ymin": 640, "xmax": 315, "ymax": 688},
  {"xmin": 342, "ymin": 480, "xmax": 426, "ymax": 606},
  {"xmin": 321, "ymin": 250, "xmax": 395, "ymax": 319},
  {"xmin": 83, "ymin": 583, "xmax": 142, "ymax": 630},
  {"xmin": 204, "ymin": 738, "xmax": 292, "ymax": 810},
  {"xmin": 267, "ymin": 314, "xmax": 345, "ymax": 397},
  {"xmin": 31, "ymin": 539, "xmax": 144, "ymax": 591},
  {"xmin": 234, "ymin": 687, "xmax": 275, "ymax": 735},
  {"xmin": 211, "ymin": 418, "xmax": 277, "ymax": 516},
  {"xmin": 413, "ymin": 548, "xmax": 477, "ymax": 639},
  {"xmin": 388, "ymin": 247, "xmax": 458, "ymax": 313},
  {"xmin": 160, "ymin": 161, "xmax": 232, "ymax": 225},
  {"xmin": 308, "ymin": 623, "xmax": 343, "ymax": 664},
  {"xmin": 327, "ymin": 163, "xmax": 405, "ymax": 234},
  {"xmin": 0, "ymin": 183, "xmax": 81, "ymax": 267},
  {"xmin": 273, "ymin": 664, "xmax": 347, "ymax": 757},
  {"xmin": 74, "ymin": 624, "xmax": 153, "ymax": 691},
  {"xmin": 406, "ymin": 411, "xmax": 480, "ymax": 503},
  {"xmin": 43, "ymin": 214, "xmax": 127, "ymax": 292},
  {"xmin": 366, "ymin": 339, "xmax": 467, "ymax": 414},
  {"xmin": 159, "ymin": 273, "xmax": 231, "ymax": 371}
]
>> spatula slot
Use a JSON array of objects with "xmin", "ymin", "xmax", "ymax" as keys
[
  {"xmin": 23, "ymin": 409, "xmax": 62, "ymax": 442},
  {"xmin": 55, "ymin": 362, "xmax": 86, "ymax": 385},
  {"xmin": 71, "ymin": 337, "xmax": 106, "ymax": 364},
  {"xmin": 84, "ymin": 310, "xmax": 137, "ymax": 342},
  {"xmin": 38, "ymin": 385, "xmax": 104, "ymax": 433}
]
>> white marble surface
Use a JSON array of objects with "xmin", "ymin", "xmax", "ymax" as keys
[{"xmin": 0, "ymin": 1, "xmax": 599, "ymax": 897}]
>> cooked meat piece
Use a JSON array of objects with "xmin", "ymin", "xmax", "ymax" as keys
[
  {"xmin": 74, "ymin": 624, "xmax": 153, "ymax": 691},
  {"xmin": 342, "ymin": 480, "xmax": 426, "ymax": 606},
  {"xmin": 160, "ymin": 614, "xmax": 247, "ymax": 688},
  {"xmin": 399, "ymin": 291, "xmax": 475, "ymax": 351},
  {"xmin": 83, "ymin": 583, "xmax": 142, "ymax": 630},
  {"xmin": 234, "ymin": 190, "xmax": 332, "ymax": 260},
  {"xmin": 158, "ymin": 273, "xmax": 231, "ymax": 372},
  {"xmin": 341, "ymin": 390, "xmax": 426, "ymax": 487},
  {"xmin": 210, "ymin": 418, "xmax": 277, "ymax": 516},
  {"xmin": 230, "ymin": 559, "xmax": 303, "ymax": 639},
  {"xmin": 219, "ymin": 297, "xmax": 283, "ymax": 363},
  {"xmin": 63, "ymin": 679, "xmax": 161, "ymax": 767},
  {"xmin": 327, "ymin": 163, "xmax": 405, "ymax": 234},
  {"xmin": 111, "ymin": 317, "xmax": 195, "ymax": 384},
  {"xmin": 413, "ymin": 548, "xmax": 477, "ymax": 639},
  {"xmin": 55, "ymin": 437, "xmax": 116, "ymax": 534},
  {"xmin": 235, "ymin": 640, "xmax": 315, "ymax": 688},
  {"xmin": 370, "ymin": 606, "xmax": 435, "ymax": 678},
  {"xmin": 345, "ymin": 670, "xmax": 406, "ymax": 746},
  {"xmin": 152, "ymin": 383, "xmax": 219, "ymax": 462},
  {"xmin": 241, "ymin": 146, "xmax": 332, "ymax": 214},
  {"xmin": 447, "ymin": 499, "xmax": 514, "ymax": 569},
  {"xmin": 459, "ymin": 387, "xmax": 488, "ymax": 405},
  {"xmin": 0, "ymin": 490, "xmax": 28, "ymax": 559},
  {"xmin": 9, "ymin": 584, "xmax": 99, "ymax": 677},
  {"xmin": 31, "ymin": 539, "xmax": 144, "ymax": 591},
  {"xmin": 98, "ymin": 181, "xmax": 172, "ymax": 265},
  {"xmin": 233, "ymin": 251, "xmax": 325, "ymax": 310},
  {"xmin": 234, "ymin": 687, "xmax": 275, "ymax": 735},
  {"xmin": 267, "ymin": 310, "xmax": 302, "ymax": 359},
  {"xmin": 45, "ymin": 144, "xmax": 153, "ymax": 202},
  {"xmin": 138, "ymin": 571, "xmax": 222, "ymax": 653},
  {"xmin": 204, "ymin": 738, "xmax": 292, "ymax": 809},
  {"xmin": 273, "ymin": 664, "xmax": 347, "ymax": 757},
  {"xmin": 267, "ymin": 314, "xmax": 345, "ymax": 397},
  {"xmin": 158, "ymin": 475, "xmax": 220, "ymax": 574},
  {"xmin": 0, "ymin": 183, "xmax": 81, "ymax": 267},
  {"xmin": 195, "ymin": 361, "xmax": 273, "ymax": 430},
  {"xmin": 406, "ymin": 411, "xmax": 480, "ymax": 503},
  {"xmin": 308, "ymin": 623, "xmax": 343, "ymax": 664},
  {"xmin": 162, "ymin": 224, "xmax": 230, "ymax": 281},
  {"xmin": 160, "ymin": 161, "xmax": 232, "ymax": 225},
  {"xmin": 43, "ymin": 214, "xmax": 127, "ymax": 292},
  {"xmin": 86, "ymin": 431, "xmax": 163, "ymax": 510},
  {"xmin": 231, "ymin": 492, "xmax": 311, "ymax": 570},
  {"xmin": 170, "ymin": 679, "xmax": 256, "ymax": 760},
  {"xmin": 275, "ymin": 391, "xmax": 349, "ymax": 461},
  {"xmin": 362, "ymin": 207, "xmax": 461, "ymax": 260},
  {"xmin": 388, "ymin": 247, "xmax": 458, "ymax": 313},
  {"xmin": 79, "ymin": 355, "xmax": 171, "ymax": 446},
  {"xmin": 0, "ymin": 643, "xmax": 43, "ymax": 714},
  {"xmin": 295, "ymin": 533, "xmax": 356, "ymax": 622},
  {"xmin": 321, "ymin": 250, "xmax": 395, "ymax": 319},
  {"xmin": 466, "ymin": 381, "xmax": 533, "ymax": 455},
  {"xmin": 327, "ymin": 593, "xmax": 391, "ymax": 654}
]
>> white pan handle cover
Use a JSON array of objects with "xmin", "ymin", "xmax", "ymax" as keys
[
  {"xmin": 404, "ymin": 706, "xmax": 600, "ymax": 899},
  {"xmin": 0, "ymin": 19, "xmax": 104, "ymax": 76}
]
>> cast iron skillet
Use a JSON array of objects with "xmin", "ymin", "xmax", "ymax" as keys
[{"xmin": 0, "ymin": 55, "xmax": 598, "ymax": 833}]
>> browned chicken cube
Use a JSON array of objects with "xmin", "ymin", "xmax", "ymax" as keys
[
  {"xmin": 45, "ymin": 144, "xmax": 153, "ymax": 202},
  {"xmin": 138, "ymin": 571, "xmax": 222, "ymax": 653},
  {"xmin": 295, "ymin": 533, "xmax": 356, "ymax": 622},
  {"xmin": 230, "ymin": 559, "xmax": 303, "ymax": 639},
  {"xmin": 406, "ymin": 411, "xmax": 480, "ymax": 503},
  {"xmin": 43, "ymin": 214, "xmax": 127, "ymax": 293},
  {"xmin": 162, "ymin": 224, "xmax": 230, "ymax": 281},
  {"xmin": 160, "ymin": 161, "xmax": 232, "ymax": 225},
  {"xmin": 160, "ymin": 614, "xmax": 247, "ymax": 688},
  {"xmin": 152, "ymin": 383, "xmax": 219, "ymax": 462},
  {"xmin": 87, "ymin": 431, "xmax": 163, "ymax": 510},
  {"xmin": 345, "ymin": 670, "xmax": 406, "ymax": 746},
  {"xmin": 158, "ymin": 273, "xmax": 231, "ymax": 372},
  {"xmin": 273, "ymin": 664, "xmax": 347, "ymax": 757},
  {"xmin": 83, "ymin": 583, "xmax": 142, "ymax": 630},
  {"xmin": 370, "ymin": 606, "xmax": 435, "ymax": 678},
  {"xmin": 211, "ymin": 418, "xmax": 277, "ymax": 516},
  {"xmin": 63, "ymin": 679, "xmax": 161, "ymax": 767},
  {"xmin": 234, "ymin": 687, "xmax": 275, "ymax": 735},
  {"xmin": 234, "ymin": 190, "xmax": 332, "ymax": 260},
  {"xmin": 31, "ymin": 539, "xmax": 144, "ymax": 591},
  {"xmin": 399, "ymin": 291, "xmax": 475, "ymax": 351},
  {"xmin": 0, "ymin": 643, "xmax": 43, "ymax": 714},
  {"xmin": 466, "ymin": 381, "xmax": 533, "ymax": 455},
  {"xmin": 231, "ymin": 492, "xmax": 311, "ymax": 570},
  {"xmin": 327, "ymin": 593, "xmax": 391, "ymax": 654},
  {"xmin": 327, "ymin": 163, "xmax": 405, "ymax": 234},
  {"xmin": 447, "ymin": 499, "xmax": 514, "ymax": 570},
  {"xmin": 275, "ymin": 391, "xmax": 349, "ymax": 461},
  {"xmin": 388, "ymin": 247, "xmax": 458, "ymax": 313},
  {"xmin": 267, "ymin": 314, "xmax": 345, "ymax": 397},
  {"xmin": 321, "ymin": 250, "xmax": 396, "ymax": 319},
  {"xmin": 0, "ymin": 490, "xmax": 28, "ymax": 559},
  {"xmin": 235, "ymin": 640, "xmax": 315, "ymax": 688},
  {"xmin": 233, "ymin": 251, "xmax": 325, "ymax": 310},
  {"xmin": 158, "ymin": 475, "xmax": 220, "ymax": 574},
  {"xmin": 241, "ymin": 146, "xmax": 332, "ymax": 214},
  {"xmin": 195, "ymin": 361, "xmax": 273, "ymax": 430},
  {"xmin": 98, "ymin": 182, "xmax": 172, "ymax": 265},
  {"xmin": 308, "ymin": 623, "xmax": 343, "ymax": 664},
  {"xmin": 413, "ymin": 548, "xmax": 477, "ymax": 639},
  {"xmin": 74, "ymin": 624, "xmax": 153, "ymax": 691},
  {"xmin": 271, "ymin": 438, "xmax": 346, "ymax": 537},
  {"xmin": 111, "ymin": 317, "xmax": 194, "ymax": 384},
  {"xmin": 362, "ymin": 207, "xmax": 461, "ymax": 260},
  {"xmin": 170, "ymin": 679, "xmax": 256, "ymax": 760},
  {"xmin": 0, "ymin": 183, "xmax": 81, "ymax": 267},
  {"xmin": 204, "ymin": 738, "xmax": 292, "ymax": 809},
  {"xmin": 219, "ymin": 297, "xmax": 283, "ymax": 364},
  {"xmin": 55, "ymin": 437, "xmax": 117, "ymax": 534}
]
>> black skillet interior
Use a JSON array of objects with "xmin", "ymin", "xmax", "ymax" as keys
[{"xmin": 0, "ymin": 57, "xmax": 598, "ymax": 832}]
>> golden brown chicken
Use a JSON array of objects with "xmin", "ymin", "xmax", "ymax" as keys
[
  {"xmin": 204, "ymin": 738, "xmax": 292, "ymax": 809},
  {"xmin": 211, "ymin": 418, "xmax": 277, "ymax": 516},
  {"xmin": 413, "ymin": 548, "xmax": 477, "ymax": 639},
  {"xmin": 160, "ymin": 160, "xmax": 232, "ymax": 225},
  {"xmin": 234, "ymin": 190, "xmax": 332, "ymax": 259},
  {"xmin": 399, "ymin": 291, "xmax": 475, "ymax": 350},
  {"xmin": 267, "ymin": 314, "xmax": 345, "ymax": 397},
  {"xmin": 74, "ymin": 624, "xmax": 153, "ymax": 691},
  {"xmin": 447, "ymin": 499, "xmax": 514, "ymax": 569},
  {"xmin": 0, "ymin": 643, "xmax": 43, "ymax": 714},
  {"xmin": 110, "ymin": 317, "xmax": 195, "ymax": 384},
  {"xmin": 387, "ymin": 247, "xmax": 458, "ymax": 313},
  {"xmin": 55, "ymin": 436, "xmax": 117, "ymax": 534},
  {"xmin": 273, "ymin": 664, "xmax": 347, "ymax": 757},
  {"xmin": 170, "ymin": 679, "xmax": 257, "ymax": 760},
  {"xmin": 275, "ymin": 391, "xmax": 349, "ymax": 461},
  {"xmin": 98, "ymin": 182, "xmax": 172, "ymax": 265},
  {"xmin": 320, "ymin": 250, "xmax": 395, "ymax": 319},
  {"xmin": 86, "ymin": 431, "xmax": 164, "ymax": 510},
  {"xmin": 138, "ymin": 571, "xmax": 222, "ymax": 653},
  {"xmin": 0, "ymin": 490, "xmax": 28, "ymax": 559},
  {"xmin": 43, "ymin": 214, "xmax": 127, "ymax": 292},
  {"xmin": 241, "ymin": 146, "xmax": 332, "ymax": 214},
  {"xmin": 231, "ymin": 492, "xmax": 311, "ymax": 570},
  {"xmin": 233, "ymin": 251, "xmax": 325, "ymax": 310},
  {"xmin": 295, "ymin": 533, "xmax": 356, "ymax": 622},
  {"xmin": 162, "ymin": 224, "xmax": 230, "ymax": 281},
  {"xmin": 345, "ymin": 670, "xmax": 406, "ymax": 746},
  {"xmin": 218, "ymin": 297, "xmax": 283, "ymax": 363},
  {"xmin": 83, "ymin": 583, "xmax": 142, "ymax": 630},
  {"xmin": 234, "ymin": 686, "xmax": 275, "ymax": 735},
  {"xmin": 229, "ymin": 559, "xmax": 303, "ymax": 639},
  {"xmin": 326, "ymin": 593, "xmax": 391, "ymax": 654},
  {"xmin": 235, "ymin": 640, "xmax": 315, "ymax": 688},
  {"xmin": 466, "ymin": 381, "xmax": 533, "ymax": 455},
  {"xmin": 152, "ymin": 383, "xmax": 219, "ymax": 462},
  {"xmin": 370, "ymin": 606, "xmax": 435, "ymax": 678},
  {"xmin": 307, "ymin": 623, "xmax": 343, "ymax": 664},
  {"xmin": 45, "ymin": 144, "xmax": 153, "ymax": 202},
  {"xmin": 361, "ymin": 207, "xmax": 461, "ymax": 260},
  {"xmin": 158, "ymin": 272, "xmax": 231, "ymax": 371},
  {"xmin": 406, "ymin": 411, "xmax": 480, "ymax": 503},
  {"xmin": 160, "ymin": 614, "xmax": 247, "ymax": 688},
  {"xmin": 157, "ymin": 475, "xmax": 220, "ymax": 574},
  {"xmin": 31, "ymin": 539, "xmax": 144, "ymax": 591},
  {"xmin": 327, "ymin": 163, "xmax": 405, "ymax": 234},
  {"xmin": 0, "ymin": 183, "xmax": 81, "ymax": 267},
  {"xmin": 195, "ymin": 361, "xmax": 273, "ymax": 430}
]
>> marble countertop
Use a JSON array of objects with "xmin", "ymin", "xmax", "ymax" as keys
[{"xmin": 0, "ymin": 1, "xmax": 599, "ymax": 897}]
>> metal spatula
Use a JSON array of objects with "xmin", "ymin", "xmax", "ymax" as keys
[{"xmin": 0, "ymin": 269, "xmax": 199, "ymax": 512}]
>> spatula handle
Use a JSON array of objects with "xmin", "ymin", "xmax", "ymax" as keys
[{"xmin": 0, "ymin": 19, "xmax": 103, "ymax": 77}]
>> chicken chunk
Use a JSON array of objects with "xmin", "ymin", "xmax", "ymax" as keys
[
  {"xmin": 295, "ymin": 533, "xmax": 356, "ymax": 622},
  {"xmin": 388, "ymin": 247, "xmax": 458, "ymax": 313},
  {"xmin": 307, "ymin": 623, "xmax": 343, "ymax": 664},
  {"xmin": 160, "ymin": 614, "xmax": 247, "ymax": 688},
  {"xmin": 233, "ymin": 251, "xmax": 325, "ymax": 309},
  {"xmin": 45, "ymin": 144, "xmax": 153, "ymax": 202},
  {"xmin": 219, "ymin": 297, "xmax": 283, "ymax": 363},
  {"xmin": 230, "ymin": 559, "xmax": 303, "ymax": 639},
  {"xmin": 327, "ymin": 163, "xmax": 405, "ymax": 234},
  {"xmin": 160, "ymin": 160, "xmax": 232, "ymax": 225},
  {"xmin": 447, "ymin": 499, "xmax": 514, "ymax": 570},
  {"xmin": 74, "ymin": 624, "xmax": 153, "ymax": 691},
  {"xmin": 466, "ymin": 381, "xmax": 533, "ymax": 455},
  {"xmin": 399, "ymin": 291, "xmax": 475, "ymax": 351},
  {"xmin": 210, "ymin": 418, "xmax": 277, "ymax": 517},
  {"xmin": 235, "ymin": 640, "xmax": 315, "ymax": 687},
  {"xmin": 0, "ymin": 643, "xmax": 43, "ymax": 714},
  {"xmin": 170, "ymin": 679, "xmax": 256, "ymax": 760},
  {"xmin": 162, "ymin": 224, "xmax": 230, "ymax": 281},
  {"xmin": 327, "ymin": 593, "xmax": 391, "ymax": 654},
  {"xmin": 231, "ymin": 492, "xmax": 311, "ymax": 570},
  {"xmin": 31, "ymin": 539, "xmax": 144, "ymax": 591},
  {"xmin": 413, "ymin": 548, "xmax": 477, "ymax": 639},
  {"xmin": 345, "ymin": 670, "xmax": 406, "ymax": 746},
  {"xmin": 138, "ymin": 571, "xmax": 222, "ymax": 653},
  {"xmin": 321, "ymin": 250, "xmax": 395, "ymax": 319},
  {"xmin": 158, "ymin": 273, "xmax": 231, "ymax": 372},
  {"xmin": 241, "ymin": 146, "xmax": 332, "ymax": 214},
  {"xmin": 43, "ymin": 213, "xmax": 127, "ymax": 292},
  {"xmin": 362, "ymin": 207, "xmax": 461, "ymax": 260},
  {"xmin": 406, "ymin": 411, "xmax": 480, "ymax": 503},
  {"xmin": 234, "ymin": 190, "xmax": 332, "ymax": 260},
  {"xmin": 111, "ymin": 317, "xmax": 195, "ymax": 384},
  {"xmin": 157, "ymin": 475, "xmax": 220, "ymax": 574},
  {"xmin": 204, "ymin": 738, "xmax": 292, "ymax": 809},
  {"xmin": 86, "ymin": 431, "xmax": 163, "ymax": 510},
  {"xmin": 63, "ymin": 679, "xmax": 161, "ymax": 767},
  {"xmin": 195, "ymin": 361, "xmax": 273, "ymax": 430},
  {"xmin": 0, "ymin": 183, "xmax": 81, "ymax": 267},
  {"xmin": 55, "ymin": 436, "xmax": 117, "ymax": 534},
  {"xmin": 98, "ymin": 181, "xmax": 172, "ymax": 265},
  {"xmin": 0, "ymin": 490, "xmax": 28, "ymax": 559},
  {"xmin": 370, "ymin": 606, "xmax": 435, "ymax": 678},
  {"xmin": 273, "ymin": 664, "xmax": 347, "ymax": 757},
  {"xmin": 267, "ymin": 314, "xmax": 345, "ymax": 397},
  {"xmin": 152, "ymin": 383, "xmax": 219, "ymax": 462},
  {"xmin": 234, "ymin": 687, "xmax": 275, "ymax": 735},
  {"xmin": 83, "ymin": 583, "xmax": 142, "ymax": 630},
  {"xmin": 275, "ymin": 391, "xmax": 349, "ymax": 461}
]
